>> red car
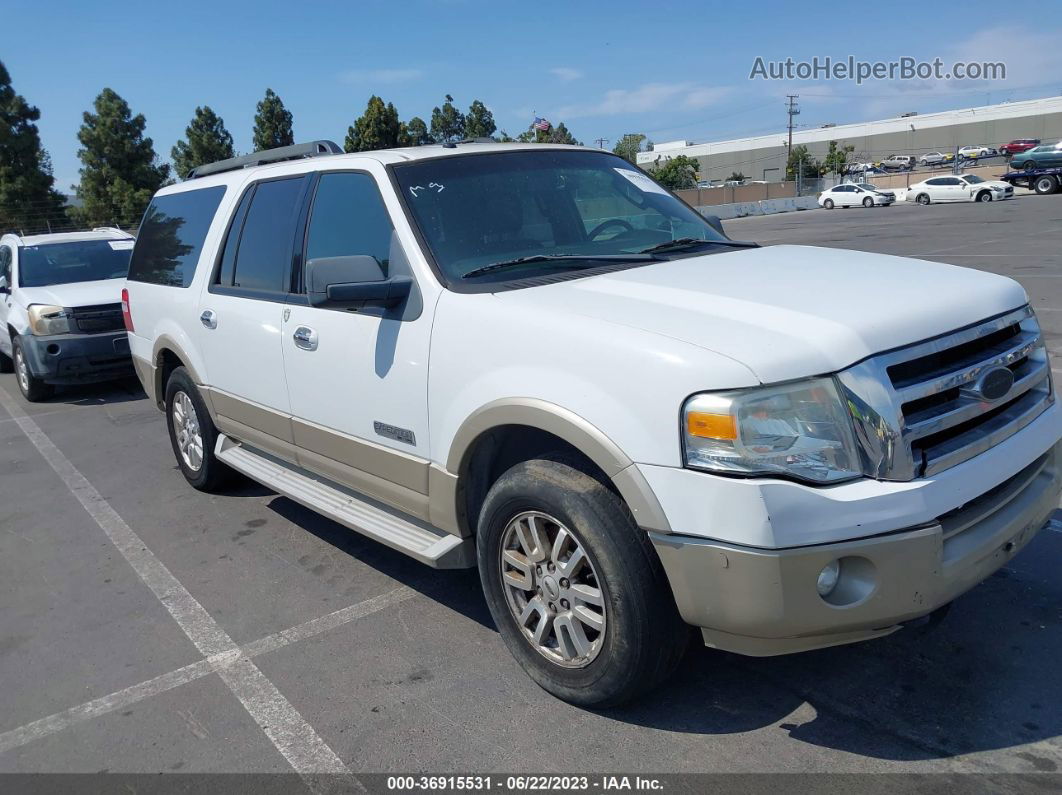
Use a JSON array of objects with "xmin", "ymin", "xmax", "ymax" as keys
[{"xmin": 1000, "ymin": 138, "xmax": 1040, "ymax": 156}]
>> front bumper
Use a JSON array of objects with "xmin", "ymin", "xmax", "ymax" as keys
[
  {"xmin": 652, "ymin": 443, "xmax": 1061, "ymax": 656},
  {"xmin": 20, "ymin": 331, "xmax": 133, "ymax": 385}
]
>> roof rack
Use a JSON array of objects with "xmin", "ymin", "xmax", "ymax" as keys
[{"xmin": 186, "ymin": 140, "xmax": 343, "ymax": 180}]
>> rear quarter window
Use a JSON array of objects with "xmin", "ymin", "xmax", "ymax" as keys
[{"xmin": 128, "ymin": 185, "xmax": 226, "ymax": 287}]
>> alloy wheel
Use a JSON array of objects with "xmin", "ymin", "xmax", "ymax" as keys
[
  {"xmin": 171, "ymin": 390, "xmax": 204, "ymax": 471},
  {"xmin": 14, "ymin": 347, "xmax": 29, "ymax": 393}
]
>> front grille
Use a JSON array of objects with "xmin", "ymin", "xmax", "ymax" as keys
[
  {"xmin": 71, "ymin": 303, "xmax": 124, "ymax": 334},
  {"xmin": 838, "ymin": 306, "xmax": 1053, "ymax": 480}
]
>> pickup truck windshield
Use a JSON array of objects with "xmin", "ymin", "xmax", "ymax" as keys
[
  {"xmin": 392, "ymin": 149, "xmax": 727, "ymax": 283},
  {"xmin": 19, "ymin": 240, "xmax": 133, "ymax": 287}
]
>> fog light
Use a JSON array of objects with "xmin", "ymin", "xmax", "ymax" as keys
[{"xmin": 816, "ymin": 560, "xmax": 840, "ymax": 597}]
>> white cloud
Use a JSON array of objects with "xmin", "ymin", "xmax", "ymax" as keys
[
  {"xmin": 550, "ymin": 67, "xmax": 583, "ymax": 82},
  {"xmin": 553, "ymin": 82, "xmax": 732, "ymax": 119},
  {"xmin": 339, "ymin": 68, "xmax": 424, "ymax": 85}
]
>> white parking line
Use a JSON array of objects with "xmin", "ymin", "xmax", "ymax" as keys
[
  {"xmin": 0, "ymin": 587, "xmax": 414, "ymax": 756},
  {"xmin": 0, "ymin": 387, "xmax": 351, "ymax": 779}
]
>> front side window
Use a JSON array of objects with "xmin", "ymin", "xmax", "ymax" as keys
[
  {"xmin": 392, "ymin": 150, "xmax": 729, "ymax": 286},
  {"xmin": 20, "ymin": 239, "xmax": 134, "ymax": 288},
  {"xmin": 305, "ymin": 172, "xmax": 394, "ymax": 276},
  {"xmin": 0, "ymin": 245, "xmax": 11, "ymax": 286},
  {"xmin": 228, "ymin": 177, "xmax": 306, "ymax": 293},
  {"xmin": 128, "ymin": 186, "xmax": 225, "ymax": 287},
  {"xmin": 964, "ymin": 175, "xmax": 985, "ymax": 184}
]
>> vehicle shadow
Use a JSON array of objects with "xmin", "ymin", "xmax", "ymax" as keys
[
  {"xmin": 44, "ymin": 376, "xmax": 146, "ymax": 406},
  {"xmin": 265, "ymin": 492, "xmax": 1062, "ymax": 764}
]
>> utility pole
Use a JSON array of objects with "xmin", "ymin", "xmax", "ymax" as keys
[
  {"xmin": 785, "ymin": 95, "xmax": 800, "ymax": 153},
  {"xmin": 594, "ymin": 137, "xmax": 609, "ymax": 150}
]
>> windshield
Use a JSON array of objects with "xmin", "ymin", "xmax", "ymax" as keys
[
  {"xmin": 19, "ymin": 239, "xmax": 133, "ymax": 287},
  {"xmin": 856, "ymin": 183, "xmax": 879, "ymax": 190},
  {"xmin": 963, "ymin": 175, "xmax": 985, "ymax": 184},
  {"xmin": 392, "ymin": 150, "xmax": 728, "ymax": 284}
]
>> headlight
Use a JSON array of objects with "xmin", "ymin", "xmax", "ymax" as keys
[
  {"xmin": 682, "ymin": 377, "xmax": 862, "ymax": 484},
  {"xmin": 28, "ymin": 304, "xmax": 73, "ymax": 335}
]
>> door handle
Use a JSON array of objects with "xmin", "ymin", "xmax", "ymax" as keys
[
  {"xmin": 200, "ymin": 310, "xmax": 217, "ymax": 329},
  {"xmin": 293, "ymin": 326, "xmax": 318, "ymax": 351}
]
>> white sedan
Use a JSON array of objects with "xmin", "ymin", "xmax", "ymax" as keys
[
  {"xmin": 818, "ymin": 183, "xmax": 895, "ymax": 209},
  {"xmin": 958, "ymin": 145, "xmax": 996, "ymax": 160},
  {"xmin": 906, "ymin": 174, "xmax": 1013, "ymax": 204}
]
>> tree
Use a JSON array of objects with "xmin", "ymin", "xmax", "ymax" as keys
[
  {"xmin": 785, "ymin": 144, "xmax": 823, "ymax": 181},
  {"xmin": 613, "ymin": 133, "xmax": 646, "ymax": 163},
  {"xmin": 75, "ymin": 88, "xmax": 169, "ymax": 228},
  {"xmin": 822, "ymin": 140, "xmax": 855, "ymax": 178},
  {"xmin": 496, "ymin": 130, "xmax": 515, "ymax": 143},
  {"xmin": 344, "ymin": 96, "xmax": 402, "ymax": 152},
  {"xmin": 463, "ymin": 99, "xmax": 496, "ymax": 139},
  {"xmin": 649, "ymin": 155, "xmax": 699, "ymax": 190},
  {"xmin": 252, "ymin": 88, "xmax": 294, "ymax": 151},
  {"xmin": 727, "ymin": 171, "xmax": 746, "ymax": 183},
  {"xmin": 515, "ymin": 120, "xmax": 581, "ymax": 145},
  {"xmin": 0, "ymin": 60, "xmax": 66, "ymax": 233},
  {"xmin": 430, "ymin": 94, "xmax": 465, "ymax": 143},
  {"xmin": 402, "ymin": 116, "xmax": 432, "ymax": 146},
  {"xmin": 171, "ymin": 106, "xmax": 235, "ymax": 179}
]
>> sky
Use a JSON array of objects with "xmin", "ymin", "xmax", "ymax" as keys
[{"xmin": 5, "ymin": 0, "xmax": 1062, "ymax": 192}]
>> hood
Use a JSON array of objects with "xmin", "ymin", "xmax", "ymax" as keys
[
  {"xmin": 977, "ymin": 180, "xmax": 1011, "ymax": 190},
  {"xmin": 16, "ymin": 278, "xmax": 126, "ymax": 309},
  {"xmin": 495, "ymin": 245, "xmax": 1028, "ymax": 384}
]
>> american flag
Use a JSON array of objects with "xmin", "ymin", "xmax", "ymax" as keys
[{"xmin": 532, "ymin": 116, "xmax": 551, "ymax": 131}]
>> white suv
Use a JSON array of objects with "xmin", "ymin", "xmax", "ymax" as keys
[
  {"xmin": 1, "ymin": 228, "xmax": 136, "ymax": 401},
  {"xmin": 124, "ymin": 141, "xmax": 1062, "ymax": 706}
]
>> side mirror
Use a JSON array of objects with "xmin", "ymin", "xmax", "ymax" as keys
[
  {"xmin": 702, "ymin": 215, "xmax": 727, "ymax": 237},
  {"xmin": 306, "ymin": 255, "xmax": 412, "ymax": 310}
]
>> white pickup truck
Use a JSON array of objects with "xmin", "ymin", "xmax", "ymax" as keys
[{"xmin": 123, "ymin": 141, "xmax": 1061, "ymax": 706}]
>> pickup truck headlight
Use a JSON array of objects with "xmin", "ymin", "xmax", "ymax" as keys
[
  {"xmin": 682, "ymin": 377, "xmax": 862, "ymax": 484},
  {"xmin": 28, "ymin": 304, "xmax": 73, "ymax": 335}
]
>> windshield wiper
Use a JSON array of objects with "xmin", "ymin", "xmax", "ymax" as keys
[
  {"xmin": 460, "ymin": 253, "xmax": 657, "ymax": 280},
  {"xmin": 638, "ymin": 237, "xmax": 758, "ymax": 254}
]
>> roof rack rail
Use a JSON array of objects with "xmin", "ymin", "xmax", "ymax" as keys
[{"xmin": 186, "ymin": 140, "xmax": 343, "ymax": 180}]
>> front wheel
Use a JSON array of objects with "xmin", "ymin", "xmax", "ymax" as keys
[
  {"xmin": 862, "ymin": 196, "xmax": 873, "ymax": 208},
  {"xmin": 1034, "ymin": 176, "xmax": 1058, "ymax": 195},
  {"xmin": 823, "ymin": 198, "xmax": 834, "ymax": 209},
  {"xmin": 164, "ymin": 366, "xmax": 230, "ymax": 491},
  {"xmin": 917, "ymin": 193, "xmax": 931, "ymax": 205},
  {"xmin": 12, "ymin": 337, "xmax": 53, "ymax": 402},
  {"xmin": 477, "ymin": 459, "xmax": 688, "ymax": 707},
  {"xmin": 977, "ymin": 191, "xmax": 993, "ymax": 203}
]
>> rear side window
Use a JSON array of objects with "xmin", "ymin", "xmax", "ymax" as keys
[
  {"xmin": 229, "ymin": 177, "xmax": 306, "ymax": 293},
  {"xmin": 128, "ymin": 186, "xmax": 226, "ymax": 287},
  {"xmin": 305, "ymin": 173, "xmax": 394, "ymax": 276}
]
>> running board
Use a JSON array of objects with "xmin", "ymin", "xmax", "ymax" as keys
[{"xmin": 215, "ymin": 434, "xmax": 474, "ymax": 569}]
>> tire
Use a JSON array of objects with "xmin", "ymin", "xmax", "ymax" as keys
[
  {"xmin": 823, "ymin": 198, "xmax": 834, "ymax": 209},
  {"xmin": 164, "ymin": 366, "xmax": 230, "ymax": 491},
  {"xmin": 976, "ymin": 191, "xmax": 993, "ymax": 203},
  {"xmin": 1034, "ymin": 176, "xmax": 1058, "ymax": 195},
  {"xmin": 477, "ymin": 458, "xmax": 688, "ymax": 708},
  {"xmin": 12, "ymin": 336, "xmax": 53, "ymax": 402},
  {"xmin": 862, "ymin": 196, "xmax": 873, "ymax": 208},
  {"xmin": 1024, "ymin": 161, "xmax": 1039, "ymax": 171},
  {"xmin": 917, "ymin": 193, "xmax": 931, "ymax": 205}
]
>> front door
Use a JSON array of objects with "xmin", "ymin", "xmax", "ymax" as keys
[
  {"xmin": 281, "ymin": 170, "xmax": 433, "ymax": 514},
  {"xmin": 195, "ymin": 174, "xmax": 313, "ymax": 451}
]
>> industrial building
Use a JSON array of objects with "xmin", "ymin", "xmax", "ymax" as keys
[{"xmin": 636, "ymin": 95, "xmax": 1062, "ymax": 182}]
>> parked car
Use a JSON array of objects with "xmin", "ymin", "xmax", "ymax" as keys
[
  {"xmin": 1000, "ymin": 139, "xmax": 1040, "ymax": 156},
  {"xmin": 818, "ymin": 183, "xmax": 894, "ymax": 208},
  {"xmin": 880, "ymin": 154, "xmax": 916, "ymax": 171},
  {"xmin": 844, "ymin": 162, "xmax": 880, "ymax": 175},
  {"xmin": 0, "ymin": 228, "xmax": 135, "ymax": 401},
  {"xmin": 125, "ymin": 141, "xmax": 1061, "ymax": 707},
  {"xmin": 918, "ymin": 151, "xmax": 954, "ymax": 167},
  {"xmin": 958, "ymin": 145, "xmax": 996, "ymax": 160},
  {"xmin": 1010, "ymin": 141, "xmax": 1062, "ymax": 171},
  {"xmin": 906, "ymin": 174, "xmax": 1013, "ymax": 204}
]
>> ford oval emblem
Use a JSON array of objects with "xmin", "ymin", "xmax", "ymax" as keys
[{"xmin": 976, "ymin": 367, "xmax": 1015, "ymax": 401}]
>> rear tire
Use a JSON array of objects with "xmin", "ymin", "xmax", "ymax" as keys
[
  {"xmin": 1024, "ymin": 161, "xmax": 1039, "ymax": 171},
  {"xmin": 1034, "ymin": 176, "xmax": 1058, "ymax": 195},
  {"xmin": 477, "ymin": 458, "xmax": 688, "ymax": 707},
  {"xmin": 12, "ymin": 337, "xmax": 53, "ymax": 402},
  {"xmin": 164, "ymin": 366, "xmax": 230, "ymax": 491}
]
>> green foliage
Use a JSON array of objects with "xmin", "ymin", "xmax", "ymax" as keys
[
  {"xmin": 822, "ymin": 140, "xmax": 855, "ymax": 178},
  {"xmin": 612, "ymin": 133, "xmax": 646, "ymax": 163},
  {"xmin": 0, "ymin": 60, "xmax": 66, "ymax": 233},
  {"xmin": 463, "ymin": 99, "xmax": 496, "ymax": 139},
  {"xmin": 648, "ymin": 155, "xmax": 699, "ymax": 190},
  {"xmin": 515, "ymin": 121, "xmax": 580, "ymax": 145},
  {"xmin": 252, "ymin": 88, "xmax": 294, "ymax": 151},
  {"xmin": 344, "ymin": 96, "xmax": 402, "ymax": 152},
  {"xmin": 495, "ymin": 130, "xmax": 515, "ymax": 143},
  {"xmin": 402, "ymin": 116, "xmax": 432, "ymax": 146},
  {"xmin": 785, "ymin": 144, "xmax": 823, "ymax": 180},
  {"xmin": 727, "ymin": 171, "xmax": 746, "ymax": 182},
  {"xmin": 75, "ymin": 88, "xmax": 169, "ymax": 228},
  {"xmin": 430, "ymin": 95, "xmax": 465, "ymax": 143},
  {"xmin": 171, "ymin": 106, "xmax": 235, "ymax": 179}
]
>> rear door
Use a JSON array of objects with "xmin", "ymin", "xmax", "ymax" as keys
[{"xmin": 195, "ymin": 174, "xmax": 313, "ymax": 455}]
